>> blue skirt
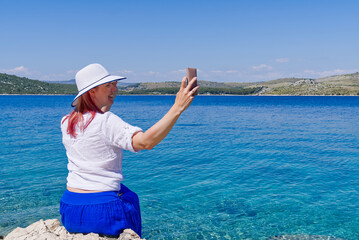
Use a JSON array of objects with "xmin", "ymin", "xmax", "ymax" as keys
[{"xmin": 59, "ymin": 184, "xmax": 141, "ymax": 237}]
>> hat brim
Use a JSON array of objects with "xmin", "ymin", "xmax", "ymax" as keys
[{"xmin": 71, "ymin": 75, "xmax": 126, "ymax": 107}]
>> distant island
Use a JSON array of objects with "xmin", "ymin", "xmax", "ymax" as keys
[{"xmin": 1, "ymin": 72, "xmax": 359, "ymax": 96}]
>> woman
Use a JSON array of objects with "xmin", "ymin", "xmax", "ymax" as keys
[{"xmin": 60, "ymin": 63, "xmax": 199, "ymax": 237}]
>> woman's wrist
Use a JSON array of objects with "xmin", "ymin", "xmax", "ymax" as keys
[{"xmin": 170, "ymin": 104, "xmax": 183, "ymax": 116}]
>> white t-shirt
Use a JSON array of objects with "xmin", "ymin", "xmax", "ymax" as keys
[{"xmin": 61, "ymin": 111, "xmax": 142, "ymax": 191}]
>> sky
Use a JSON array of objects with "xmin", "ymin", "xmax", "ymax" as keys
[{"xmin": 1, "ymin": 0, "xmax": 359, "ymax": 83}]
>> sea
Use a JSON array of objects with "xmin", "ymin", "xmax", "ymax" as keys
[{"xmin": 0, "ymin": 95, "xmax": 358, "ymax": 240}]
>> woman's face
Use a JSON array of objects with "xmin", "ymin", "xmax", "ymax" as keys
[{"xmin": 90, "ymin": 81, "xmax": 118, "ymax": 110}]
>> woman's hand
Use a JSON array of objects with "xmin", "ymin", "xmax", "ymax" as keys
[
  {"xmin": 173, "ymin": 76, "xmax": 200, "ymax": 114},
  {"xmin": 132, "ymin": 76, "xmax": 199, "ymax": 151}
]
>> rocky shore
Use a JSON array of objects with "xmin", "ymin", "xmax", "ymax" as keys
[
  {"xmin": 2, "ymin": 219, "xmax": 145, "ymax": 240},
  {"xmin": 1, "ymin": 219, "xmax": 347, "ymax": 240}
]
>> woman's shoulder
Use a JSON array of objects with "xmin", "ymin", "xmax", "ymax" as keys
[
  {"xmin": 61, "ymin": 115, "xmax": 69, "ymax": 125},
  {"xmin": 100, "ymin": 111, "xmax": 118, "ymax": 119},
  {"xmin": 60, "ymin": 115, "xmax": 70, "ymax": 133},
  {"xmin": 96, "ymin": 111, "xmax": 124, "ymax": 123}
]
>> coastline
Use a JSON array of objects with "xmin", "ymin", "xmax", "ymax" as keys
[
  {"xmin": 0, "ymin": 94, "xmax": 75, "ymax": 96},
  {"xmin": 2, "ymin": 219, "xmax": 144, "ymax": 240},
  {"xmin": 2, "ymin": 72, "xmax": 359, "ymax": 97},
  {"xmin": 2, "ymin": 220, "xmax": 348, "ymax": 240},
  {"xmin": 1, "ymin": 93, "xmax": 359, "ymax": 97}
]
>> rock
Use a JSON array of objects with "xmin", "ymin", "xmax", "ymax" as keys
[
  {"xmin": 72, "ymin": 232, "xmax": 101, "ymax": 240},
  {"xmin": 292, "ymin": 79, "xmax": 318, "ymax": 86},
  {"xmin": 118, "ymin": 229, "xmax": 143, "ymax": 240},
  {"xmin": 3, "ymin": 227, "xmax": 28, "ymax": 240},
  {"xmin": 25, "ymin": 219, "xmax": 48, "ymax": 235},
  {"xmin": 28, "ymin": 232, "xmax": 59, "ymax": 240},
  {"xmin": 45, "ymin": 219, "xmax": 61, "ymax": 232},
  {"xmin": 4, "ymin": 219, "xmax": 145, "ymax": 240}
]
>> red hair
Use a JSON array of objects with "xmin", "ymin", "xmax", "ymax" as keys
[{"xmin": 62, "ymin": 91, "xmax": 103, "ymax": 138}]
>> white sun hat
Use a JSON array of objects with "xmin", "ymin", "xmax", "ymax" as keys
[{"xmin": 72, "ymin": 63, "xmax": 126, "ymax": 107}]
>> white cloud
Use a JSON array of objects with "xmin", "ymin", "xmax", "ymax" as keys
[
  {"xmin": 147, "ymin": 71, "xmax": 160, "ymax": 76},
  {"xmin": 170, "ymin": 69, "xmax": 186, "ymax": 74},
  {"xmin": 122, "ymin": 68, "xmax": 241, "ymax": 82},
  {"xmin": 303, "ymin": 69, "xmax": 358, "ymax": 78},
  {"xmin": 251, "ymin": 64, "xmax": 273, "ymax": 71},
  {"xmin": 3, "ymin": 66, "xmax": 30, "ymax": 74},
  {"xmin": 8, "ymin": 65, "xmax": 355, "ymax": 84},
  {"xmin": 209, "ymin": 70, "xmax": 239, "ymax": 74},
  {"xmin": 226, "ymin": 70, "xmax": 239, "ymax": 74},
  {"xmin": 120, "ymin": 70, "xmax": 134, "ymax": 74},
  {"xmin": 66, "ymin": 70, "xmax": 77, "ymax": 75},
  {"xmin": 2, "ymin": 66, "xmax": 77, "ymax": 82},
  {"xmin": 113, "ymin": 69, "xmax": 185, "ymax": 82},
  {"xmin": 210, "ymin": 70, "xmax": 223, "ymax": 73},
  {"xmin": 1, "ymin": 66, "xmax": 46, "ymax": 80},
  {"xmin": 123, "ymin": 68, "xmax": 359, "ymax": 83},
  {"xmin": 275, "ymin": 58, "xmax": 290, "ymax": 63},
  {"xmin": 12, "ymin": 66, "xmax": 27, "ymax": 72}
]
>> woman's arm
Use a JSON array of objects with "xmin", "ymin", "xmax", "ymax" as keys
[{"xmin": 132, "ymin": 76, "xmax": 199, "ymax": 150}]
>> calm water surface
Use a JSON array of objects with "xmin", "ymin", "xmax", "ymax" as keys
[{"xmin": 0, "ymin": 95, "xmax": 358, "ymax": 240}]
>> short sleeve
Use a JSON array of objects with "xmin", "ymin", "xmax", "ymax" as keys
[{"xmin": 102, "ymin": 112, "xmax": 143, "ymax": 152}]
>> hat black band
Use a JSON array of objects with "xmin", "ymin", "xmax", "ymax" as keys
[{"xmin": 78, "ymin": 74, "xmax": 111, "ymax": 92}]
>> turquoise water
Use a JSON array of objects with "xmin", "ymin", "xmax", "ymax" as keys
[{"xmin": 1, "ymin": 95, "xmax": 359, "ymax": 240}]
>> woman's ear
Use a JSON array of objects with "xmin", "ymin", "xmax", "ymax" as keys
[{"xmin": 89, "ymin": 88, "xmax": 96, "ymax": 97}]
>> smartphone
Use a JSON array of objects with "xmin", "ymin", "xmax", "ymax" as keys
[{"xmin": 186, "ymin": 67, "xmax": 198, "ymax": 95}]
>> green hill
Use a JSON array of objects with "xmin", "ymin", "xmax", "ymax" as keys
[
  {"xmin": 251, "ymin": 73, "xmax": 359, "ymax": 95},
  {"xmin": 117, "ymin": 73, "xmax": 359, "ymax": 95},
  {"xmin": 117, "ymin": 81, "xmax": 262, "ymax": 95},
  {"xmin": 0, "ymin": 73, "xmax": 77, "ymax": 94},
  {"xmin": 2, "ymin": 72, "xmax": 359, "ymax": 95}
]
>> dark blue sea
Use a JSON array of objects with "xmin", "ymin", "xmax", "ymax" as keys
[{"xmin": 1, "ymin": 95, "xmax": 359, "ymax": 240}]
